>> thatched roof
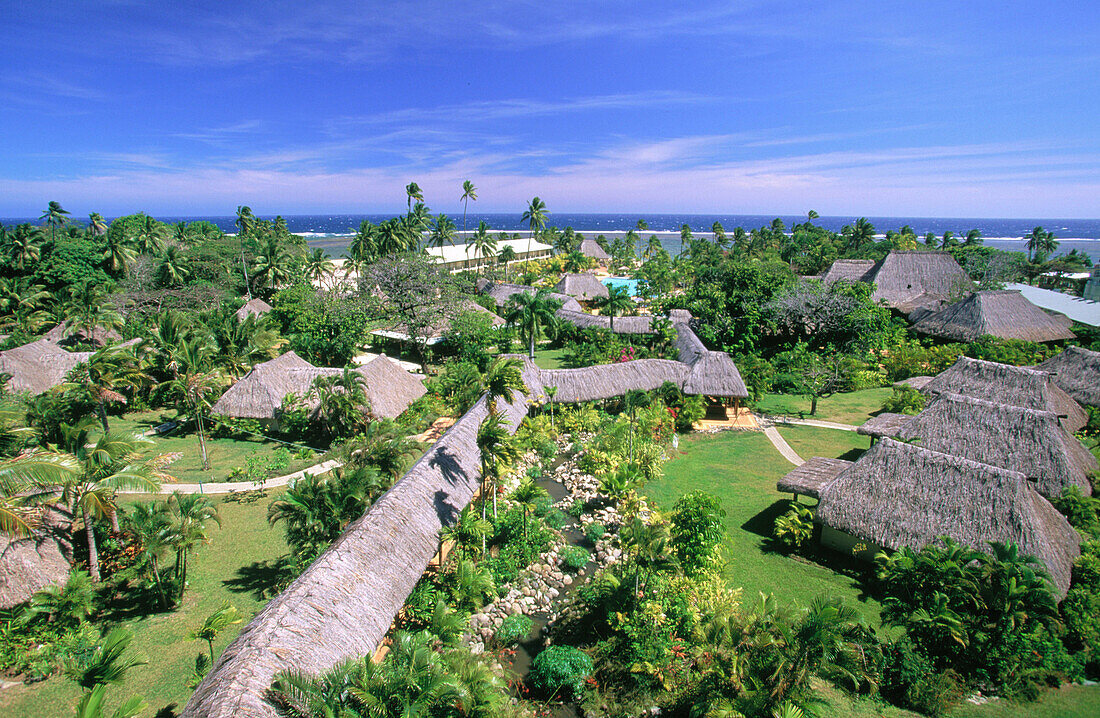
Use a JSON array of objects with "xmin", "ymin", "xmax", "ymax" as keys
[
  {"xmin": 1037, "ymin": 345, "xmax": 1100, "ymax": 407},
  {"xmin": 0, "ymin": 339, "xmax": 94, "ymax": 395},
  {"xmin": 856, "ymin": 413, "xmax": 912, "ymax": 437},
  {"xmin": 818, "ymin": 438, "xmax": 1080, "ymax": 596},
  {"xmin": 922, "ymin": 356, "xmax": 1088, "ymax": 432},
  {"xmin": 182, "ymin": 391, "xmax": 530, "ymax": 718},
  {"xmin": 893, "ymin": 376, "xmax": 934, "ymax": 390},
  {"xmin": 482, "ymin": 282, "xmax": 583, "ymax": 313},
  {"xmin": 235, "ymin": 298, "xmax": 274, "ymax": 322},
  {"xmin": 887, "ymin": 392, "xmax": 1097, "ymax": 498},
  {"xmin": 821, "ymin": 259, "xmax": 875, "ymax": 285},
  {"xmin": 776, "ymin": 457, "xmax": 853, "ymax": 499},
  {"xmin": 868, "ymin": 251, "xmax": 973, "ymax": 313},
  {"xmin": 515, "ymin": 355, "xmax": 689, "ymax": 403},
  {"xmin": 672, "ymin": 319, "xmax": 707, "ymax": 364},
  {"xmin": 578, "ymin": 238, "xmax": 610, "ymax": 260},
  {"xmin": 683, "ymin": 351, "xmax": 748, "ymax": 397},
  {"xmin": 555, "ymin": 309, "xmax": 657, "ymax": 335},
  {"xmin": 0, "ymin": 507, "xmax": 72, "ymax": 609},
  {"xmin": 42, "ymin": 322, "xmax": 122, "ymax": 347},
  {"xmin": 553, "ymin": 273, "xmax": 609, "ymax": 301},
  {"xmin": 210, "ymin": 352, "xmax": 424, "ymax": 421},
  {"xmin": 913, "ymin": 291, "xmax": 1076, "ymax": 343}
]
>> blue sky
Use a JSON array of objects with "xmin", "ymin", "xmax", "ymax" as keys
[{"xmin": 1, "ymin": 1, "xmax": 1098, "ymax": 218}]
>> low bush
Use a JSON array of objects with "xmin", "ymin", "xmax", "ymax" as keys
[
  {"xmin": 881, "ymin": 386, "xmax": 926, "ymax": 415},
  {"xmin": 567, "ymin": 498, "xmax": 586, "ymax": 518},
  {"xmin": 560, "ymin": 546, "xmax": 591, "ymax": 572},
  {"xmin": 529, "ymin": 645, "xmax": 593, "ymax": 699},
  {"xmin": 585, "ymin": 523, "xmax": 606, "ymax": 544},
  {"xmin": 496, "ymin": 614, "xmax": 534, "ymax": 647},
  {"xmin": 543, "ymin": 508, "xmax": 568, "ymax": 530}
]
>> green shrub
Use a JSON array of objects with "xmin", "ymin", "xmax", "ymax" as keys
[
  {"xmin": 881, "ymin": 386, "xmax": 926, "ymax": 415},
  {"xmin": 567, "ymin": 498, "xmax": 586, "ymax": 518},
  {"xmin": 670, "ymin": 491, "xmax": 726, "ymax": 575},
  {"xmin": 532, "ymin": 496, "xmax": 552, "ymax": 518},
  {"xmin": 560, "ymin": 546, "xmax": 590, "ymax": 572},
  {"xmin": 496, "ymin": 614, "xmax": 534, "ymax": 647},
  {"xmin": 526, "ymin": 465, "xmax": 543, "ymax": 480},
  {"xmin": 773, "ymin": 503, "xmax": 814, "ymax": 550},
  {"xmin": 529, "ymin": 645, "xmax": 593, "ymax": 699},
  {"xmin": 543, "ymin": 508, "xmax": 568, "ymax": 530},
  {"xmin": 881, "ymin": 639, "xmax": 962, "ymax": 716},
  {"xmin": 585, "ymin": 523, "xmax": 606, "ymax": 543},
  {"xmin": 537, "ymin": 438, "xmax": 558, "ymax": 461}
]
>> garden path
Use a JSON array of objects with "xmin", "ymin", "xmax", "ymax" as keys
[
  {"xmin": 763, "ymin": 426, "xmax": 804, "ymax": 466},
  {"xmin": 120, "ymin": 459, "xmax": 343, "ymax": 495},
  {"xmin": 772, "ymin": 417, "xmax": 860, "ymax": 432}
]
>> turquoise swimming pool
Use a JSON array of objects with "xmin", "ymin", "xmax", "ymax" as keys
[{"xmin": 603, "ymin": 276, "xmax": 641, "ymax": 296}]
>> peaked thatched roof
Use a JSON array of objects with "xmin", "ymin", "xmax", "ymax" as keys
[
  {"xmin": 913, "ymin": 291, "xmax": 1076, "ymax": 343},
  {"xmin": 1037, "ymin": 345, "xmax": 1100, "ymax": 407},
  {"xmin": 578, "ymin": 238, "xmax": 610, "ymax": 260},
  {"xmin": 683, "ymin": 351, "xmax": 748, "ymax": 397},
  {"xmin": 856, "ymin": 412, "xmax": 912, "ymax": 437},
  {"xmin": 0, "ymin": 339, "xmax": 93, "ymax": 395},
  {"xmin": 818, "ymin": 438, "xmax": 1080, "ymax": 596},
  {"xmin": 482, "ymin": 282, "xmax": 584, "ymax": 313},
  {"xmin": 672, "ymin": 319, "xmax": 707, "ymax": 364},
  {"xmin": 235, "ymin": 298, "xmax": 274, "ymax": 322},
  {"xmin": 0, "ymin": 507, "xmax": 72, "ymax": 609},
  {"xmin": 864, "ymin": 393, "xmax": 1097, "ymax": 497},
  {"xmin": 42, "ymin": 322, "xmax": 122, "ymax": 347},
  {"xmin": 210, "ymin": 352, "xmax": 424, "ymax": 421},
  {"xmin": 555, "ymin": 309, "xmax": 657, "ymax": 334},
  {"xmin": 776, "ymin": 457, "xmax": 853, "ymax": 499},
  {"xmin": 182, "ymin": 391, "xmax": 530, "ymax": 718},
  {"xmin": 515, "ymin": 355, "xmax": 689, "ymax": 403},
  {"xmin": 922, "ymin": 356, "xmax": 1088, "ymax": 432},
  {"xmin": 893, "ymin": 376, "xmax": 934, "ymax": 390},
  {"xmin": 821, "ymin": 259, "xmax": 876, "ymax": 285},
  {"xmin": 553, "ymin": 273, "xmax": 609, "ymax": 301}
]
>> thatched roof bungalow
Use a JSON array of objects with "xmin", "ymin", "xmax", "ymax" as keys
[
  {"xmin": 210, "ymin": 352, "xmax": 425, "ymax": 421},
  {"xmin": 776, "ymin": 457, "xmax": 852, "ymax": 499},
  {"xmin": 183, "ymin": 391, "xmax": 530, "ymax": 718},
  {"xmin": 514, "ymin": 355, "xmax": 689, "ymax": 403},
  {"xmin": 555, "ymin": 309, "xmax": 657, "ymax": 335},
  {"xmin": 578, "ymin": 238, "xmax": 610, "ymax": 261},
  {"xmin": 235, "ymin": 298, "xmax": 274, "ymax": 322},
  {"xmin": 921, "ymin": 356, "xmax": 1087, "ymax": 432},
  {"xmin": 816, "ymin": 438, "xmax": 1080, "ymax": 596},
  {"xmin": 483, "ymin": 283, "xmax": 584, "ymax": 313},
  {"xmin": 1037, "ymin": 345, "xmax": 1100, "ymax": 407},
  {"xmin": 912, "ymin": 290, "xmax": 1075, "ymax": 343},
  {"xmin": 41, "ymin": 321, "xmax": 123, "ymax": 348},
  {"xmin": 822, "ymin": 251, "xmax": 973, "ymax": 314},
  {"xmin": 553, "ymin": 273, "xmax": 609, "ymax": 301},
  {"xmin": 855, "ymin": 412, "xmax": 912, "ymax": 438},
  {"xmin": 0, "ymin": 507, "xmax": 72, "ymax": 609},
  {"xmin": 820, "ymin": 259, "xmax": 875, "ymax": 284},
  {"xmin": 857, "ymin": 392, "xmax": 1097, "ymax": 497},
  {"xmin": 0, "ymin": 339, "xmax": 94, "ymax": 395}
]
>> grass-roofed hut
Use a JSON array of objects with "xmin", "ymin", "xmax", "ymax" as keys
[
  {"xmin": 0, "ymin": 507, "xmax": 72, "ymax": 609},
  {"xmin": 921, "ymin": 355, "xmax": 1088, "ymax": 432},
  {"xmin": 555, "ymin": 309, "xmax": 656, "ymax": 334},
  {"xmin": 813, "ymin": 437, "xmax": 1080, "ymax": 596},
  {"xmin": 822, "ymin": 251, "xmax": 973, "ymax": 315},
  {"xmin": 820, "ymin": 259, "xmax": 875, "ymax": 285},
  {"xmin": 912, "ymin": 290, "xmax": 1075, "ymax": 343},
  {"xmin": 553, "ymin": 273, "xmax": 610, "ymax": 302},
  {"xmin": 235, "ymin": 297, "xmax": 274, "ymax": 322},
  {"xmin": 1037, "ymin": 345, "xmax": 1100, "ymax": 407},
  {"xmin": 578, "ymin": 237, "xmax": 610, "ymax": 262},
  {"xmin": 482, "ymin": 282, "xmax": 584, "ymax": 313},
  {"xmin": 0, "ymin": 338, "xmax": 94, "ymax": 395},
  {"xmin": 671, "ymin": 313, "xmax": 749, "ymax": 420},
  {"xmin": 776, "ymin": 456, "xmax": 853, "ymax": 499},
  {"xmin": 515, "ymin": 355, "xmax": 689, "ymax": 403},
  {"xmin": 857, "ymin": 392, "xmax": 1097, "ymax": 497}
]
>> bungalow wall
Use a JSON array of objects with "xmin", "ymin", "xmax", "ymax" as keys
[{"xmin": 820, "ymin": 525, "xmax": 887, "ymax": 563}]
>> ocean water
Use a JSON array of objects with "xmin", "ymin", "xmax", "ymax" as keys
[{"xmin": 4, "ymin": 213, "xmax": 1099, "ymax": 261}]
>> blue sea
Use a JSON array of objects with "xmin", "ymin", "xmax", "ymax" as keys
[{"xmin": 4, "ymin": 213, "xmax": 1099, "ymax": 261}]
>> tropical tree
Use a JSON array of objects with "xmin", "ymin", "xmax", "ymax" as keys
[
  {"xmin": 304, "ymin": 248, "xmax": 335, "ymax": 288},
  {"xmin": 939, "ymin": 230, "xmax": 958, "ymax": 249},
  {"xmin": 63, "ymin": 282, "xmax": 124, "ymax": 343},
  {"xmin": 644, "ymin": 235, "xmax": 662, "ymax": 259},
  {"xmin": 481, "ymin": 356, "xmax": 525, "ymax": 418},
  {"xmin": 0, "ymin": 452, "xmax": 79, "ymax": 537},
  {"xmin": 712, "ymin": 221, "xmax": 727, "ymax": 247},
  {"xmin": 65, "ymin": 627, "xmax": 147, "ymax": 691},
  {"xmin": 963, "ymin": 228, "xmax": 983, "ymax": 246},
  {"xmin": 521, "ymin": 196, "xmax": 549, "ymax": 271},
  {"xmin": 348, "ymin": 220, "xmax": 378, "ymax": 266},
  {"xmin": 376, "ymin": 218, "xmax": 411, "ymax": 256},
  {"xmin": 131, "ymin": 214, "xmax": 167, "ymax": 255},
  {"xmin": 124, "ymin": 501, "xmax": 172, "ymax": 608},
  {"xmin": 841, "ymin": 217, "xmax": 876, "ymax": 253},
  {"xmin": 504, "ymin": 289, "xmax": 562, "ymax": 359},
  {"xmin": 164, "ymin": 334, "xmax": 223, "ymax": 470},
  {"xmin": 453, "ymin": 558, "xmax": 497, "ymax": 611},
  {"xmin": 439, "ymin": 505, "xmax": 491, "ymax": 561},
  {"xmin": 23, "ymin": 569, "xmax": 95, "ymax": 626},
  {"xmin": 405, "ymin": 181, "xmax": 424, "ymax": 213},
  {"xmin": 476, "ymin": 411, "xmax": 519, "ymax": 520},
  {"xmin": 679, "ymin": 224, "xmax": 693, "ymax": 256},
  {"xmin": 460, "ymin": 179, "xmax": 478, "ymax": 237},
  {"xmin": 620, "ymin": 517, "xmax": 678, "ymax": 595},
  {"xmin": 594, "ymin": 284, "xmax": 633, "ymax": 332},
  {"xmin": 102, "ymin": 231, "xmax": 137, "ymax": 275},
  {"xmin": 252, "ymin": 235, "xmax": 294, "ymax": 294},
  {"xmin": 158, "ymin": 245, "xmax": 191, "ymax": 287},
  {"xmin": 87, "ymin": 213, "xmax": 108, "ymax": 238},
  {"xmin": 40, "ymin": 201, "xmax": 71, "ymax": 240},
  {"xmin": 623, "ymin": 388, "xmax": 651, "ymax": 460},
  {"xmin": 510, "ymin": 479, "xmax": 548, "ymax": 538},
  {"xmin": 55, "ymin": 420, "xmax": 163, "ymax": 581},
  {"xmin": 9, "ymin": 227, "xmax": 42, "ymax": 270},
  {"xmin": 64, "ymin": 343, "xmax": 148, "ymax": 432},
  {"xmin": 162, "ymin": 491, "xmax": 220, "ymax": 602},
  {"xmin": 471, "ymin": 220, "xmax": 496, "ymax": 274},
  {"xmin": 563, "ymin": 250, "xmax": 588, "ymax": 273},
  {"xmin": 235, "ymin": 206, "xmax": 256, "ymax": 298},
  {"xmin": 428, "ymin": 213, "xmax": 457, "ymax": 250},
  {"xmin": 189, "ymin": 602, "xmax": 243, "ymax": 663},
  {"xmin": 308, "ymin": 368, "xmax": 371, "ymax": 441},
  {"xmin": 498, "ymin": 244, "xmax": 516, "ymax": 280},
  {"xmin": 1024, "ymin": 226, "xmax": 1057, "ymax": 264}
]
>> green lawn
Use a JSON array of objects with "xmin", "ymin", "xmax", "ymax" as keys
[
  {"xmin": 753, "ymin": 388, "xmax": 892, "ymax": 425},
  {"xmin": 644, "ymin": 431, "xmax": 881, "ymax": 623},
  {"xmin": 0, "ymin": 490, "xmax": 289, "ymax": 718},
  {"xmin": 530, "ymin": 347, "xmax": 570, "ymax": 370},
  {"xmin": 812, "ymin": 681, "xmax": 1100, "ymax": 718},
  {"xmin": 777, "ymin": 425, "xmax": 869, "ymax": 462},
  {"xmin": 109, "ymin": 410, "xmax": 318, "ymax": 485}
]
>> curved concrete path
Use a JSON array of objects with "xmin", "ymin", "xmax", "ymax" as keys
[
  {"xmin": 121, "ymin": 459, "xmax": 343, "ymax": 495},
  {"xmin": 763, "ymin": 426, "xmax": 804, "ymax": 466},
  {"xmin": 771, "ymin": 417, "xmax": 859, "ymax": 432}
]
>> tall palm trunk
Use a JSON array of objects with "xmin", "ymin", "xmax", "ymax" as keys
[
  {"xmin": 528, "ymin": 324, "xmax": 535, "ymax": 360},
  {"xmin": 151, "ymin": 554, "xmax": 167, "ymax": 608},
  {"xmin": 195, "ymin": 403, "xmax": 210, "ymax": 471},
  {"xmin": 96, "ymin": 401, "xmax": 110, "ymax": 433},
  {"xmin": 83, "ymin": 505, "xmax": 101, "ymax": 582}
]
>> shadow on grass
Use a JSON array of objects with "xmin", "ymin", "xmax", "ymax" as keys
[
  {"xmin": 741, "ymin": 499, "xmax": 794, "ymax": 538},
  {"xmin": 98, "ymin": 586, "xmax": 174, "ymax": 623},
  {"xmin": 224, "ymin": 557, "xmax": 296, "ymax": 600},
  {"xmin": 838, "ymin": 448, "xmax": 866, "ymax": 462}
]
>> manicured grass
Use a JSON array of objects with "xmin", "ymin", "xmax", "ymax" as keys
[
  {"xmin": 777, "ymin": 425, "xmax": 869, "ymax": 462},
  {"xmin": 530, "ymin": 347, "xmax": 571, "ymax": 370},
  {"xmin": 753, "ymin": 388, "xmax": 892, "ymax": 425},
  {"xmin": 644, "ymin": 431, "xmax": 882, "ymax": 623},
  {"xmin": 0, "ymin": 489, "xmax": 289, "ymax": 718},
  {"xmin": 109, "ymin": 410, "xmax": 318, "ymax": 485},
  {"xmin": 952, "ymin": 684, "xmax": 1100, "ymax": 718}
]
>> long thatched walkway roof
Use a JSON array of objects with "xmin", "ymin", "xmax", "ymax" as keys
[
  {"xmin": 183, "ymin": 392, "xmax": 529, "ymax": 718},
  {"xmin": 921, "ymin": 356, "xmax": 1088, "ymax": 432},
  {"xmin": 1037, "ymin": 345, "xmax": 1100, "ymax": 407},
  {"xmin": 816, "ymin": 438, "xmax": 1080, "ymax": 596},
  {"xmin": 912, "ymin": 290, "xmax": 1075, "ymax": 343}
]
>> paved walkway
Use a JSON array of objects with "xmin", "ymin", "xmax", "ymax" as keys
[
  {"xmin": 763, "ymin": 427, "xmax": 804, "ymax": 466},
  {"xmin": 121, "ymin": 459, "xmax": 343, "ymax": 495},
  {"xmin": 772, "ymin": 417, "xmax": 859, "ymax": 432}
]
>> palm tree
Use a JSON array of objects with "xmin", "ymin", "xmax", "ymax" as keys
[
  {"xmin": 125, "ymin": 501, "xmax": 172, "ymax": 607},
  {"xmin": 304, "ymin": 248, "xmax": 335, "ymax": 288},
  {"xmin": 131, "ymin": 214, "xmax": 167, "ymax": 255},
  {"xmin": 460, "ymin": 179, "xmax": 478, "ymax": 238},
  {"xmin": 498, "ymin": 245, "xmax": 516, "ymax": 280},
  {"xmin": 102, "ymin": 231, "xmax": 137, "ymax": 275},
  {"xmin": 453, "ymin": 558, "xmax": 496, "ymax": 611},
  {"xmin": 349, "ymin": 220, "xmax": 378, "ymax": 265},
  {"xmin": 0, "ymin": 452, "xmax": 79, "ymax": 536},
  {"xmin": 504, "ymin": 289, "xmax": 562, "ymax": 359},
  {"xmin": 623, "ymin": 389, "xmax": 651, "ymax": 460},
  {"xmin": 189, "ymin": 602, "xmax": 243, "ymax": 663},
  {"xmin": 476, "ymin": 412, "xmax": 519, "ymax": 520},
  {"xmin": 64, "ymin": 282, "xmax": 124, "ymax": 343},
  {"xmin": 24, "ymin": 569, "xmax": 94, "ymax": 626},
  {"xmin": 376, "ymin": 218, "xmax": 410, "ymax": 256},
  {"xmin": 439, "ymin": 505, "xmax": 491, "ymax": 561},
  {"xmin": 405, "ymin": 181, "xmax": 424, "ymax": 213},
  {"xmin": 428, "ymin": 213, "xmax": 457, "ymax": 251},
  {"xmin": 963, "ymin": 228, "xmax": 983, "ymax": 246},
  {"xmin": 9, "ymin": 228, "xmax": 41, "ymax": 270},
  {"xmin": 235, "ymin": 206, "xmax": 255, "ymax": 299},
  {"xmin": 939, "ymin": 230, "xmax": 958, "ymax": 249},
  {"xmin": 162, "ymin": 491, "xmax": 220, "ymax": 602},
  {"xmin": 65, "ymin": 627, "xmax": 147, "ymax": 690},
  {"xmin": 165, "ymin": 335, "xmax": 223, "ymax": 471},
  {"xmin": 679, "ymin": 224, "xmax": 692, "ymax": 256},
  {"xmin": 309, "ymin": 369, "xmax": 370, "ymax": 440},
  {"xmin": 158, "ymin": 245, "xmax": 191, "ymax": 287},
  {"xmin": 481, "ymin": 356, "xmax": 525, "ymax": 417},
  {"xmin": 251, "ymin": 235, "xmax": 293, "ymax": 294},
  {"xmin": 842, "ymin": 217, "xmax": 876, "ymax": 253},
  {"xmin": 40, "ymin": 201, "xmax": 71, "ymax": 240},
  {"xmin": 620, "ymin": 517, "xmax": 678, "ymax": 595},
  {"xmin": 562, "ymin": 250, "xmax": 588, "ymax": 273},
  {"xmin": 471, "ymin": 221, "xmax": 497, "ymax": 274},
  {"xmin": 712, "ymin": 221, "xmax": 727, "ymax": 246},
  {"xmin": 1025, "ymin": 226, "xmax": 1057, "ymax": 264},
  {"xmin": 521, "ymin": 197, "xmax": 549, "ymax": 271},
  {"xmin": 87, "ymin": 213, "xmax": 108, "ymax": 238},
  {"xmin": 511, "ymin": 479, "xmax": 548, "ymax": 538},
  {"xmin": 644, "ymin": 235, "xmax": 662, "ymax": 259},
  {"xmin": 65, "ymin": 343, "xmax": 148, "ymax": 432},
  {"xmin": 594, "ymin": 284, "xmax": 633, "ymax": 332},
  {"xmin": 56, "ymin": 420, "xmax": 163, "ymax": 581},
  {"xmin": 404, "ymin": 202, "xmax": 432, "ymax": 249}
]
